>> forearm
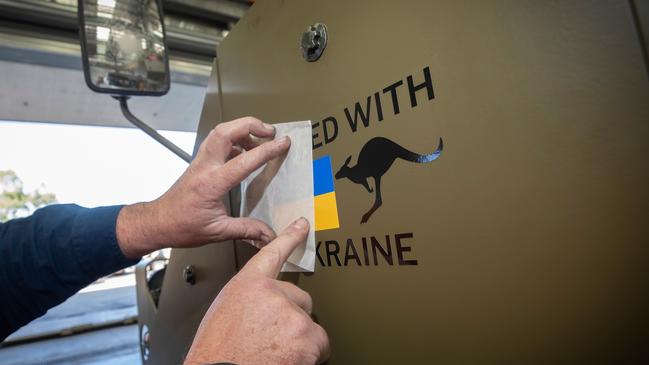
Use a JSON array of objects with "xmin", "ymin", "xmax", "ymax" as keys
[
  {"xmin": 116, "ymin": 201, "xmax": 167, "ymax": 259},
  {"xmin": 0, "ymin": 204, "xmax": 139, "ymax": 339}
]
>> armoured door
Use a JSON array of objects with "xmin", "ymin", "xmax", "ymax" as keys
[{"xmin": 139, "ymin": 1, "xmax": 649, "ymax": 364}]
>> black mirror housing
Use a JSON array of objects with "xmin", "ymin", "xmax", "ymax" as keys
[{"xmin": 78, "ymin": 0, "xmax": 171, "ymax": 96}]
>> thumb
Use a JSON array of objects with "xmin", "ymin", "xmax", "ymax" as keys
[
  {"xmin": 242, "ymin": 217, "xmax": 309, "ymax": 278},
  {"xmin": 217, "ymin": 217, "xmax": 276, "ymax": 244}
]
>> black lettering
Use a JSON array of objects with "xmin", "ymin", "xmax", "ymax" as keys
[
  {"xmin": 382, "ymin": 80, "xmax": 403, "ymax": 115},
  {"xmin": 322, "ymin": 116, "xmax": 338, "ymax": 144},
  {"xmin": 362, "ymin": 237, "xmax": 370, "ymax": 265},
  {"xmin": 325, "ymin": 240, "xmax": 342, "ymax": 266},
  {"xmin": 374, "ymin": 91, "xmax": 384, "ymax": 122},
  {"xmin": 371, "ymin": 235, "xmax": 393, "ymax": 265},
  {"xmin": 344, "ymin": 95, "xmax": 372, "ymax": 132},
  {"xmin": 395, "ymin": 233, "xmax": 418, "ymax": 265},
  {"xmin": 316, "ymin": 241, "xmax": 325, "ymax": 266},
  {"xmin": 312, "ymin": 121, "xmax": 323, "ymax": 149},
  {"xmin": 343, "ymin": 239, "xmax": 361, "ymax": 266},
  {"xmin": 406, "ymin": 66, "xmax": 434, "ymax": 108}
]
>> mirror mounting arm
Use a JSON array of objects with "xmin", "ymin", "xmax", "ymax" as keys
[{"xmin": 115, "ymin": 96, "xmax": 192, "ymax": 163}]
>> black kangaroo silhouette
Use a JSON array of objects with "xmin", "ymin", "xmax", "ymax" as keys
[{"xmin": 335, "ymin": 136, "xmax": 443, "ymax": 224}]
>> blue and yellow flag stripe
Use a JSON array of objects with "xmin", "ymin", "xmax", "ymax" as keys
[{"xmin": 313, "ymin": 156, "xmax": 340, "ymax": 231}]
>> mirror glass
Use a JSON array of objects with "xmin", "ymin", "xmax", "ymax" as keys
[{"xmin": 79, "ymin": 0, "xmax": 170, "ymax": 95}]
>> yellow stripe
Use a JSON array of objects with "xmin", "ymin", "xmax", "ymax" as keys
[{"xmin": 314, "ymin": 192, "xmax": 340, "ymax": 231}]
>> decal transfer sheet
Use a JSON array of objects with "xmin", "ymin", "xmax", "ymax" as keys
[{"xmin": 239, "ymin": 121, "xmax": 316, "ymax": 272}]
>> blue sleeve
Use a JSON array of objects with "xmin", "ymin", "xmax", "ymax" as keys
[{"xmin": 0, "ymin": 204, "xmax": 141, "ymax": 340}]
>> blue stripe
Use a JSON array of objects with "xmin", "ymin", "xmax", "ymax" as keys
[{"xmin": 313, "ymin": 155, "xmax": 335, "ymax": 196}]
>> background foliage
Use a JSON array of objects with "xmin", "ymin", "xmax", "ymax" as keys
[{"xmin": 0, "ymin": 170, "xmax": 56, "ymax": 222}]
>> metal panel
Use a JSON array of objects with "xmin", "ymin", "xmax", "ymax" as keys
[
  {"xmin": 0, "ymin": 24, "xmax": 212, "ymax": 131},
  {"xmin": 0, "ymin": 0, "xmax": 238, "ymax": 57},
  {"xmin": 147, "ymin": 0, "xmax": 649, "ymax": 363},
  {"xmin": 631, "ymin": 0, "xmax": 649, "ymax": 76},
  {"xmin": 0, "ymin": 60, "xmax": 207, "ymax": 131},
  {"xmin": 164, "ymin": 0, "xmax": 248, "ymax": 23}
]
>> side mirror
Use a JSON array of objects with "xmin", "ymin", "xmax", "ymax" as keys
[{"xmin": 78, "ymin": 0, "xmax": 170, "ymax": 96}]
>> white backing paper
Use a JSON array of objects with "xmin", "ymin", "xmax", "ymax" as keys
[{"xmin": 239, "ymin": 121, "xmax": 315, "ymax": 272}]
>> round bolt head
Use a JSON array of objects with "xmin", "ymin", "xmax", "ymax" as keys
[
  {"xmin": 301, "ymin": 23, "xmax": 328, "ymax": 62},
  {"xmin": 183, "ymin": 265, "xmax": 196, "ymax": 285}
]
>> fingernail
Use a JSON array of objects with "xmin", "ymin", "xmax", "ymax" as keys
[
  {"xmin": 294, "ymin": 217, "xmax": 309, "ymax": 230},
  {"xmin": 263, "ymin": 123, "xmax": 275, "ymax": 132},
  {"xmin": 260, "ymin": 234, "xmax": 272, "ymax": 243}
]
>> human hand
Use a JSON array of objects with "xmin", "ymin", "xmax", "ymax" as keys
[
  {"xmin": 184, "ymin": 217, "xmax": 330, "ymax": 365},
  {"xmin": 116, "ymin": 117, "xmax": 290, "ymax": 259}
]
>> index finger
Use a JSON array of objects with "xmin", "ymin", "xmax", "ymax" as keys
[
  {"xmin": 242, "ymin": 217, "xmax": 309, "ymax": 278},
  {"xmin": 200, "ymin": 117, "xmax": 276, "ymax": 165},
  {"xmin": 212, "ymin": 136, "xmax": 290, "ymax": 196},
  {"xmin": 217, "ymin": 116, "xmax": 276, "ymax": 143}
]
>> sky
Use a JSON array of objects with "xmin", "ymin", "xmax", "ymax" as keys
[{"xmin": 0, "ymin": 120, "xmax": 196, "ymax": 208}]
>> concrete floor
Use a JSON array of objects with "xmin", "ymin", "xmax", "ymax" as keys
[
  {"xmin": 4, "ymin": 275, "xmax": 137, "ymax": 343},
  {"xmin": 0, "ymin": 325, "xmax": 141, "ymax": 365},
  {"xmin": 0, "ymin": 274, "xmax": 141, "ymax": 365}
]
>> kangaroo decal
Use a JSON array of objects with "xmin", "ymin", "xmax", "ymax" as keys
[{"xmin": 335, "ymin": 136, "xmax": 443, "ymax": 224}]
